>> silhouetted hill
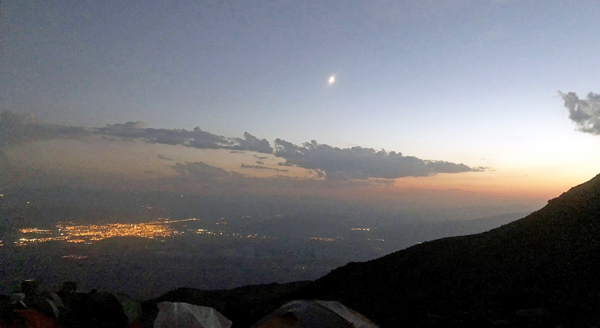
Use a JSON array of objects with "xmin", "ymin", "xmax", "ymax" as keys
[
  {"xmin": 144, "ymin": 174, "xmax": 600, "ymax": 327},
  {"xmin": 283, "ymin": 174, "xmax": 600, "ymax": 327}
]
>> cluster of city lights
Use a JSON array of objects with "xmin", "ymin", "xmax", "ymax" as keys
[
  {"xmin": 310, "ymin": 237, "xmax": 335, "ymax": 242},
  {"xmin": 16, "ymin": 218, "xmax": 197, "ymax": 246},
  {"xmin": 62, "ymin": 255, "xmax": 89, "ymax": 261}
]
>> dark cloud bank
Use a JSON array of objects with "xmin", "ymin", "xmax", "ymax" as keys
[
  {"xmin": 98, "ymin": 122, "xmax": 273, "ymax": 153},
  {"xmin": 274, "ymin": 139, "xmax": 482, "ymax": 180},
  {"xmin": 1, "ymin": 111, "xmax": 482, "ymax": 180},
  {"xmin": 560, "ymin": 91, "xmax": 600, "ymax": 134}
]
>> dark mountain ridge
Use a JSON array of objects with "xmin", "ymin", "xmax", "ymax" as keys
[
  {"xmin": 146, "ymin": 174, "xmax": 600, "ymax": 327},
  {"xmin": 285, "ymin": 173, "xmax": 600, "ymax": 327}
]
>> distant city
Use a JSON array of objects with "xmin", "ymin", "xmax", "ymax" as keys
[
  {"xmin": 13, "ymin": 217, "xmax": 375, "ymax": 247},
  {"xmin": 16, "ymin": 218, "xmax": 197, "ymax": 246},
  {"xmin": 0, "ymin": 188, "xmax": 528, "ymax": 298}
]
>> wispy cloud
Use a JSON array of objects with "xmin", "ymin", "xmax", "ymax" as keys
[
  {"xmin": 96, "ymin": 121, "xmax": 274, "ymax": 154},
  {"xmin": 165, "ymin": 162, "xmax": 394, "ymax": 192},
  {"xmin": 97, "ymin": 122, "xmax": 232, "ymax": 149},
  {"xmin": 240, "ymin": 164, "xmax": 288, "ymax": 172},
  {"xmin": 172, "ymin": 161, "xmax": 238, "ymax": 181}
]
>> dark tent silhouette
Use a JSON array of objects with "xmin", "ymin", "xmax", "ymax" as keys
[{"xmin": 252, "ymin": 300, "xmax": 378, "ymax": 328}]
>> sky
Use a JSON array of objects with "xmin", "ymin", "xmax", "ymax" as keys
[{"xmin": 1, "ymin": 0, "xmax": 600, "ymax": 214}]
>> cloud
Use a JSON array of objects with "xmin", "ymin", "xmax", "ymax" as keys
[
  {"xmin": 97, "ymin": 122, "xmax": 273, "ymax": 153},
  {"xmin": 240, "ymin": 163, "xmax": 288, "ymax": 172},
  {"xmin": 1, "ymin": 111, "xmax": 482, "ymax": 183},
  {"xmin": 162, "ymin": 161, "xmax": 393, "ymax": 195},
  {"xmin": 0, "ymin": 111, "xmax": 88, "ymax": 149},
  {"xmin": 97, "ymin": 122, "xmax": 231, "ymax": 149},
  {"xmin": 0, "ymin": 111, "xmax": 88, "ymax": 178},
  {"xmin": 560, "ymin": 91, "xmax": 600, "ymax": 134},
  {"xmin": 274, "ymin": 139, "xmax": 481, "ymax": 180},
  {"xmin": 172, "ymin": 162, "xmax": 237, "ymax": 180},
  {"xmin": 232, "ymin": 132, "xmax": 273, "ymax": 153},
  {"xmin": 157, "ymin": 154, "xmax": 173, "ymax": 161}
]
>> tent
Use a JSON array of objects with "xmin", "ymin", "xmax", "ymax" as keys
[
  {"xmin": 154, "ymin": 302, "xmax": 232, "ymax": 328},
  {"xmin": 251, "ymin": 300, "xmax": 379, "ymax": 328},
  {"xmin": 5, "ymin": 309, "xmax": 63, "ymax": 328},
  {"xmin": 111, "ymin": 292, "xmax": 142, "ymax": 325},
  {"xmin": 63, "ymin": 291, "xmax": 140, "ymax": 328}
]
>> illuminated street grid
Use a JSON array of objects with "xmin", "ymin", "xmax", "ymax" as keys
[
  {"xmin": 16, "ymin": 218, "xmax": 197, "ymax": 246},
  {"xmin": 14, "ymin": 218, "xmax": 354, "ymax": 247}
]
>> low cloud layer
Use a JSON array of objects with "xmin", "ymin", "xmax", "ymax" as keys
[
  {"xmin": 560, "ymin": 91, "xmax": 600, "ymax": 135},
  {"xmin": 0, "ymin": 111, "xmax": 88, "ymax": 149},
  {"xmin": 233, "ymin": 133, "xmax": 273, "ymax": 153},
  {"xmin": 98, "ymin": 122, "xmax": 232, "ymax": 149},
  {"xmin": 166, "ymin": 161, "xmax": 393, "ymax": 192},
  {"xmin": 240, "ymin": 164, "xmax": 288, "ymax": 172},
  {"xmin": 97, "ymin": 122, "xmax": 274, "ymax": 153},
  {"xmin": 0, "ymin": 111, "xmax": 88, "ymax": 174},
  {"xmin": 0, "ymin": 111, "xmax": 482, "ymax": 181},
  {"xmin": 172, "ymin": 162, "xmax": 237, "ymax": 180},
  {"xmin": 274, "ymin": 139, "xmax": 481, "ymax": 180}
]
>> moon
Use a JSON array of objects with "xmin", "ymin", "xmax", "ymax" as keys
[{"xmin": 328, "ymin": 76, "xmax": 335, "ymax": 84}]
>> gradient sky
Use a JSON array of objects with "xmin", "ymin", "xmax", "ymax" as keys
[{"xmin": 2, "ymin": 0, "xmax": 600, "ymax": 213}]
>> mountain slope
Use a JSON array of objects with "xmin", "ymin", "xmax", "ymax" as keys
[{"xmin": 284, "ymin": 174, "xmax": 600, "ymax": 327}]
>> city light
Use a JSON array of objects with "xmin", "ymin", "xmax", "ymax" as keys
[{"xmin": 16, "ymin": 218, "xmax": 197, "ymax": 246}]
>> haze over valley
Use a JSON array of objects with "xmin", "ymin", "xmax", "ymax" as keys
[
  {"xmin": 0, "ymin": 188, "xmax": 529, "ymax": 298},
  {"xmin": 1, "ymin": 1, "xmax": 600, "ymax": 326}
]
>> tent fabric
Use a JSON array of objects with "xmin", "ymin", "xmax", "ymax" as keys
[
  {"xmin": 20, "ymin": 293, "xmax": 62, "ymax": 320},
  {"xmin": 10, "ymin": 293, "xmax": 26, "ymax": 308},
  {"xmin": 48, "ymin": 293, "xmax": 65, "ymax": 318},
  {"xmin": 111, "ymin": 292, "xmax": 142, "ymax": 325},
  {"xmin": 79, "ymin": 292, "xmax": 129, "ymax": 327},
  {"xmin": 44, "ymin": 298, "xmax": 60, "ymax": 319},
  {"xmin": 252, "ymin": 300, "xmax": 379, "ymax": 328},
  {"xmin": 125, "ymin": 320, "xmax": 144, "ymax": 328},
  {"xmin": 12, "ymin": 309, "xmax": 63, "ymax": 328},
  {"xmin": 313, "ymin": 301, "xmax": 377, "ymax": 328},
  {"xmin": 154, "ymin": 302, "xmax": 232, "ymax": 328}
]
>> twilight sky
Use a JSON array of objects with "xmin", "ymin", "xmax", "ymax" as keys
[{"xmin": 1, "ymin": 0, "xmax": 600, "ymax": 213}]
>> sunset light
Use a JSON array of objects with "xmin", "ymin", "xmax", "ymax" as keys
[{"xmin": 1, "ymin": 2, "xmax": 599, "ymax": 323}]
